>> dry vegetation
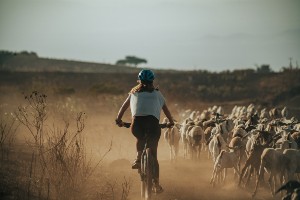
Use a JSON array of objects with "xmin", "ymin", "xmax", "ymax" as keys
[{"xmin": 0, "ymin": 90, "xmax": 133, "ymax": 200}]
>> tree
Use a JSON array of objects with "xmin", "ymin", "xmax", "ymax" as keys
[
  {"xmin": 256, "ymin": 64, "xmax": 272, "ymax": 73},
  {"xmin": 116, "ymin": 56, "xmax": 147, "ymax": 67}
]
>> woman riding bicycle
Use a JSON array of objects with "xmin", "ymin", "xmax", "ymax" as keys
[{"xmin": 115, "ymin": 69, "xmax": 174, "ymax": 193}]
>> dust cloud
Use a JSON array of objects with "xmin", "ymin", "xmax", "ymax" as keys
[{"xmin": 84, "ymin": 96, "xmax": 274, "ymax": 200}]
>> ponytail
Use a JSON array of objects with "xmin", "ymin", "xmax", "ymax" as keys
[{"xmin": 129, "ymin": 81, "xmax": 158, "ymax": 94}]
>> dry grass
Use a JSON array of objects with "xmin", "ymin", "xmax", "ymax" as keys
[
  {"xmin": 0, "ymin": 91, "xmax": 131, "ymax": 200},
  {"xmin": 0, "ymin": 111, "xmax": 19, "ymax": 160}
]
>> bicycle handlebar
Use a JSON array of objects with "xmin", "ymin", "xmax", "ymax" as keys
[
  {"xmin": 122, "ymin": 122, "xmax": 131, "ymax": 128},
  {"xmin": 119, "ymin": 122, "xmax": 172, "ymax": 129}
]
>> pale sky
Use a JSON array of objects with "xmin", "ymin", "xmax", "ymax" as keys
[{"xmin": 0, "ymin": 0, "xmax": 299, "ymax": 71}]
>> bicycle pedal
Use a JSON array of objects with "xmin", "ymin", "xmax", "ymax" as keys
[
  {"xmin": 131, "ymin": 163, "xmax": 140, "ymax": 169},
  {"xmin": 131, "ymin": 160, "xmax": 140, "ymax": 169},
  {"xmin": 153, "ymin": 185, "xmax": 164, "ymax": 194}
]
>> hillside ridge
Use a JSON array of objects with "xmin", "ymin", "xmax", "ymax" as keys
[{"xmin": 0, "ymin": 50, "xmax": 142, "ymax": 73}]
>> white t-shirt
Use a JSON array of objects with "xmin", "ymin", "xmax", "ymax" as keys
[{"xmin": 130, "ymin": 90, "xmax": 165, "ymax": 120}]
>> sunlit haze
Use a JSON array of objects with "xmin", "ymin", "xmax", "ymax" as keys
[{"xmin": 1, "ymin": 0, "xmax": 299, "ymax": 71}]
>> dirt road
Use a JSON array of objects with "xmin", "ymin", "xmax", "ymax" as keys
[{"xmin": 108, "ymin": 152, "xmax": 276, "ymax": 200}]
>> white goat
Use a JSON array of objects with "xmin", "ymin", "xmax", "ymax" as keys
[
  {"xmin": 164, "ymin": 125, "xmax": 181, "ymax": 162},
  {"xmin": 180, "ymin": 119, "xmax": 194, "ymax": 158},
  {"xmin": 208, "ymin": 129, "xmax": 227, "ymax": 163},
  {"xmin": 210, "ymin": 150, "xmax": 240, "ymax": 187},
  {"xmin": 187, "ymin": 124, "xmax": 204, "ymax": 160}
]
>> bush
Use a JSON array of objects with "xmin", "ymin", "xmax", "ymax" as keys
[{"xmin": 12, "ymin": 91, "xmax": 119, "ymax": 199}]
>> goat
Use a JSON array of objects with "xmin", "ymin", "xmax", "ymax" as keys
[
  {"xmin": 208, "ymin": 132, "xmax": 227, "ymax": 163},
  {"xmin": 269, "ymin": 107, "xmax": 281, "ymax": 119},
  {"xmin": 260, "ymin": 108, "xmax": 270, "ymax": 120},
  {"xmin": 219, "ymin": 118, "xmax": 235, "ymax": 142},
  {"xmin": 252, "ymin": 147, "xmax": 288, "ymax": 198},
  {"xmin": 238, "ymin": 139, "xmax": 271, "ymax": 187},
  {"xmin": 187, "ymin": 124, "xmax": 204, "ymax": 160},
  {"xmin": 210, "ymin": 149, "xmax": 240, "ymax": 187},
  {"xmin": 179, "ymin": 119, "xmax": 194, "ymax": 158},
  {"xmin": 252, "ymin": 132, "xmax": 297, "ymax": 198},
  {"xmin": 291, "ymin": 132, "xmax": 300, "ymax": 148},
  {"xmin": 228, "ymin": 135, "xmax": 247, "ymax": 172},
  {"xmin": 281, "ymin": 107, "xmax": 289, "ymax": 119},
  {"xmin": 164, "ymin": 124, "xmax": 181, "ymax": 162},
  {"xmin": 282, "ymin": 149, "xmax": 300, "ymax": 182}
]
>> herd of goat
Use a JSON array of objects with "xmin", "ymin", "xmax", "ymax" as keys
[{"xmin": 163, "ymin": 104, "xmax": 300, "ymax": 199}]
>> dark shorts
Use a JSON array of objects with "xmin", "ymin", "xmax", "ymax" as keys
[{"xmin": 131, "ymin": 115, "xmax": 161, "ymax": 157}]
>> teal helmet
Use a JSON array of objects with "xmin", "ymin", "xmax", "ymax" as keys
[{"xmin": 138, "ymin": 69, "xmax": 155, "ymax": 82}]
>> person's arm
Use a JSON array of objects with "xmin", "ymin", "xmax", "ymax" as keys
[
  {"xmin": 162, "ymin": 103, "xmax": 174, "ymax": 126},
  {"xmin": 115, "ymin": 95, "xmax": 130, "ymax": 126}
]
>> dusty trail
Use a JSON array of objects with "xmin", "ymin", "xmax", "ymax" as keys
[
  {"xmin": 85, "ymin": 113, "xmax": 280, "ymax": 200},
  {"xmin": 109, "ymin": 151, "xmax": 276, "ymax": 200}
]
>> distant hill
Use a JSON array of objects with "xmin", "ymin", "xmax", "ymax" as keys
[
  {"xmin": 0, "ymin": 50, "xmax": 140, "ymax": 73},
  {"xmin": 1, "ymin": 50, "xmax": 300, "ymax": 111}
]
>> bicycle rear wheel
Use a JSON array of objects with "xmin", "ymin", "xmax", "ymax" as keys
[{"xmin": 141, "ymin": 148, "xmax": 153, "ymax": 200}]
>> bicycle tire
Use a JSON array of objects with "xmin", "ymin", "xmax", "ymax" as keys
[
  {"xmin": 144, "ymin": 148, "xmax": 153, "ymax": 199},
  {"xmin": 140, "ymin": 148, "xmax": 153, "ymax": 199},
  {"xmin": 140, "ymin": 150, "xmax": 147, "ymax": 199},
  {"xmin": 141, "ymin": 178, "xmax": 146, "ymax": 198}
]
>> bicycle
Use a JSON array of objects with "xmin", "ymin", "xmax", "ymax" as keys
[{"xmin": 120, "ymin": 121, "xmax": 171, "ymax": 200}]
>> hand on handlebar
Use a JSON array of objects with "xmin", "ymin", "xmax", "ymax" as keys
[
  {"xmin": 116, "ymin": 121, "xmax": 173, "ymax": 129},
  {"xmin": 115, "ymin": 119, "xmax": 131, "ymax": 128},
  {"xmin": 167, "ymin": 122, "xmax": 174, "ymax": 128},
  {"xmin": 115, "ymin": 118, "xmax": 123, "ymax": 127},
  {"xmin": 162, "ymin": 122, "xmax": 174, "ymax": 128}
]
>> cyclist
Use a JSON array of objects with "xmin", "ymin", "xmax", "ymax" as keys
[{"xmin": 115, "ymin": 69, "xmax": 174, "ymax": 193}]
